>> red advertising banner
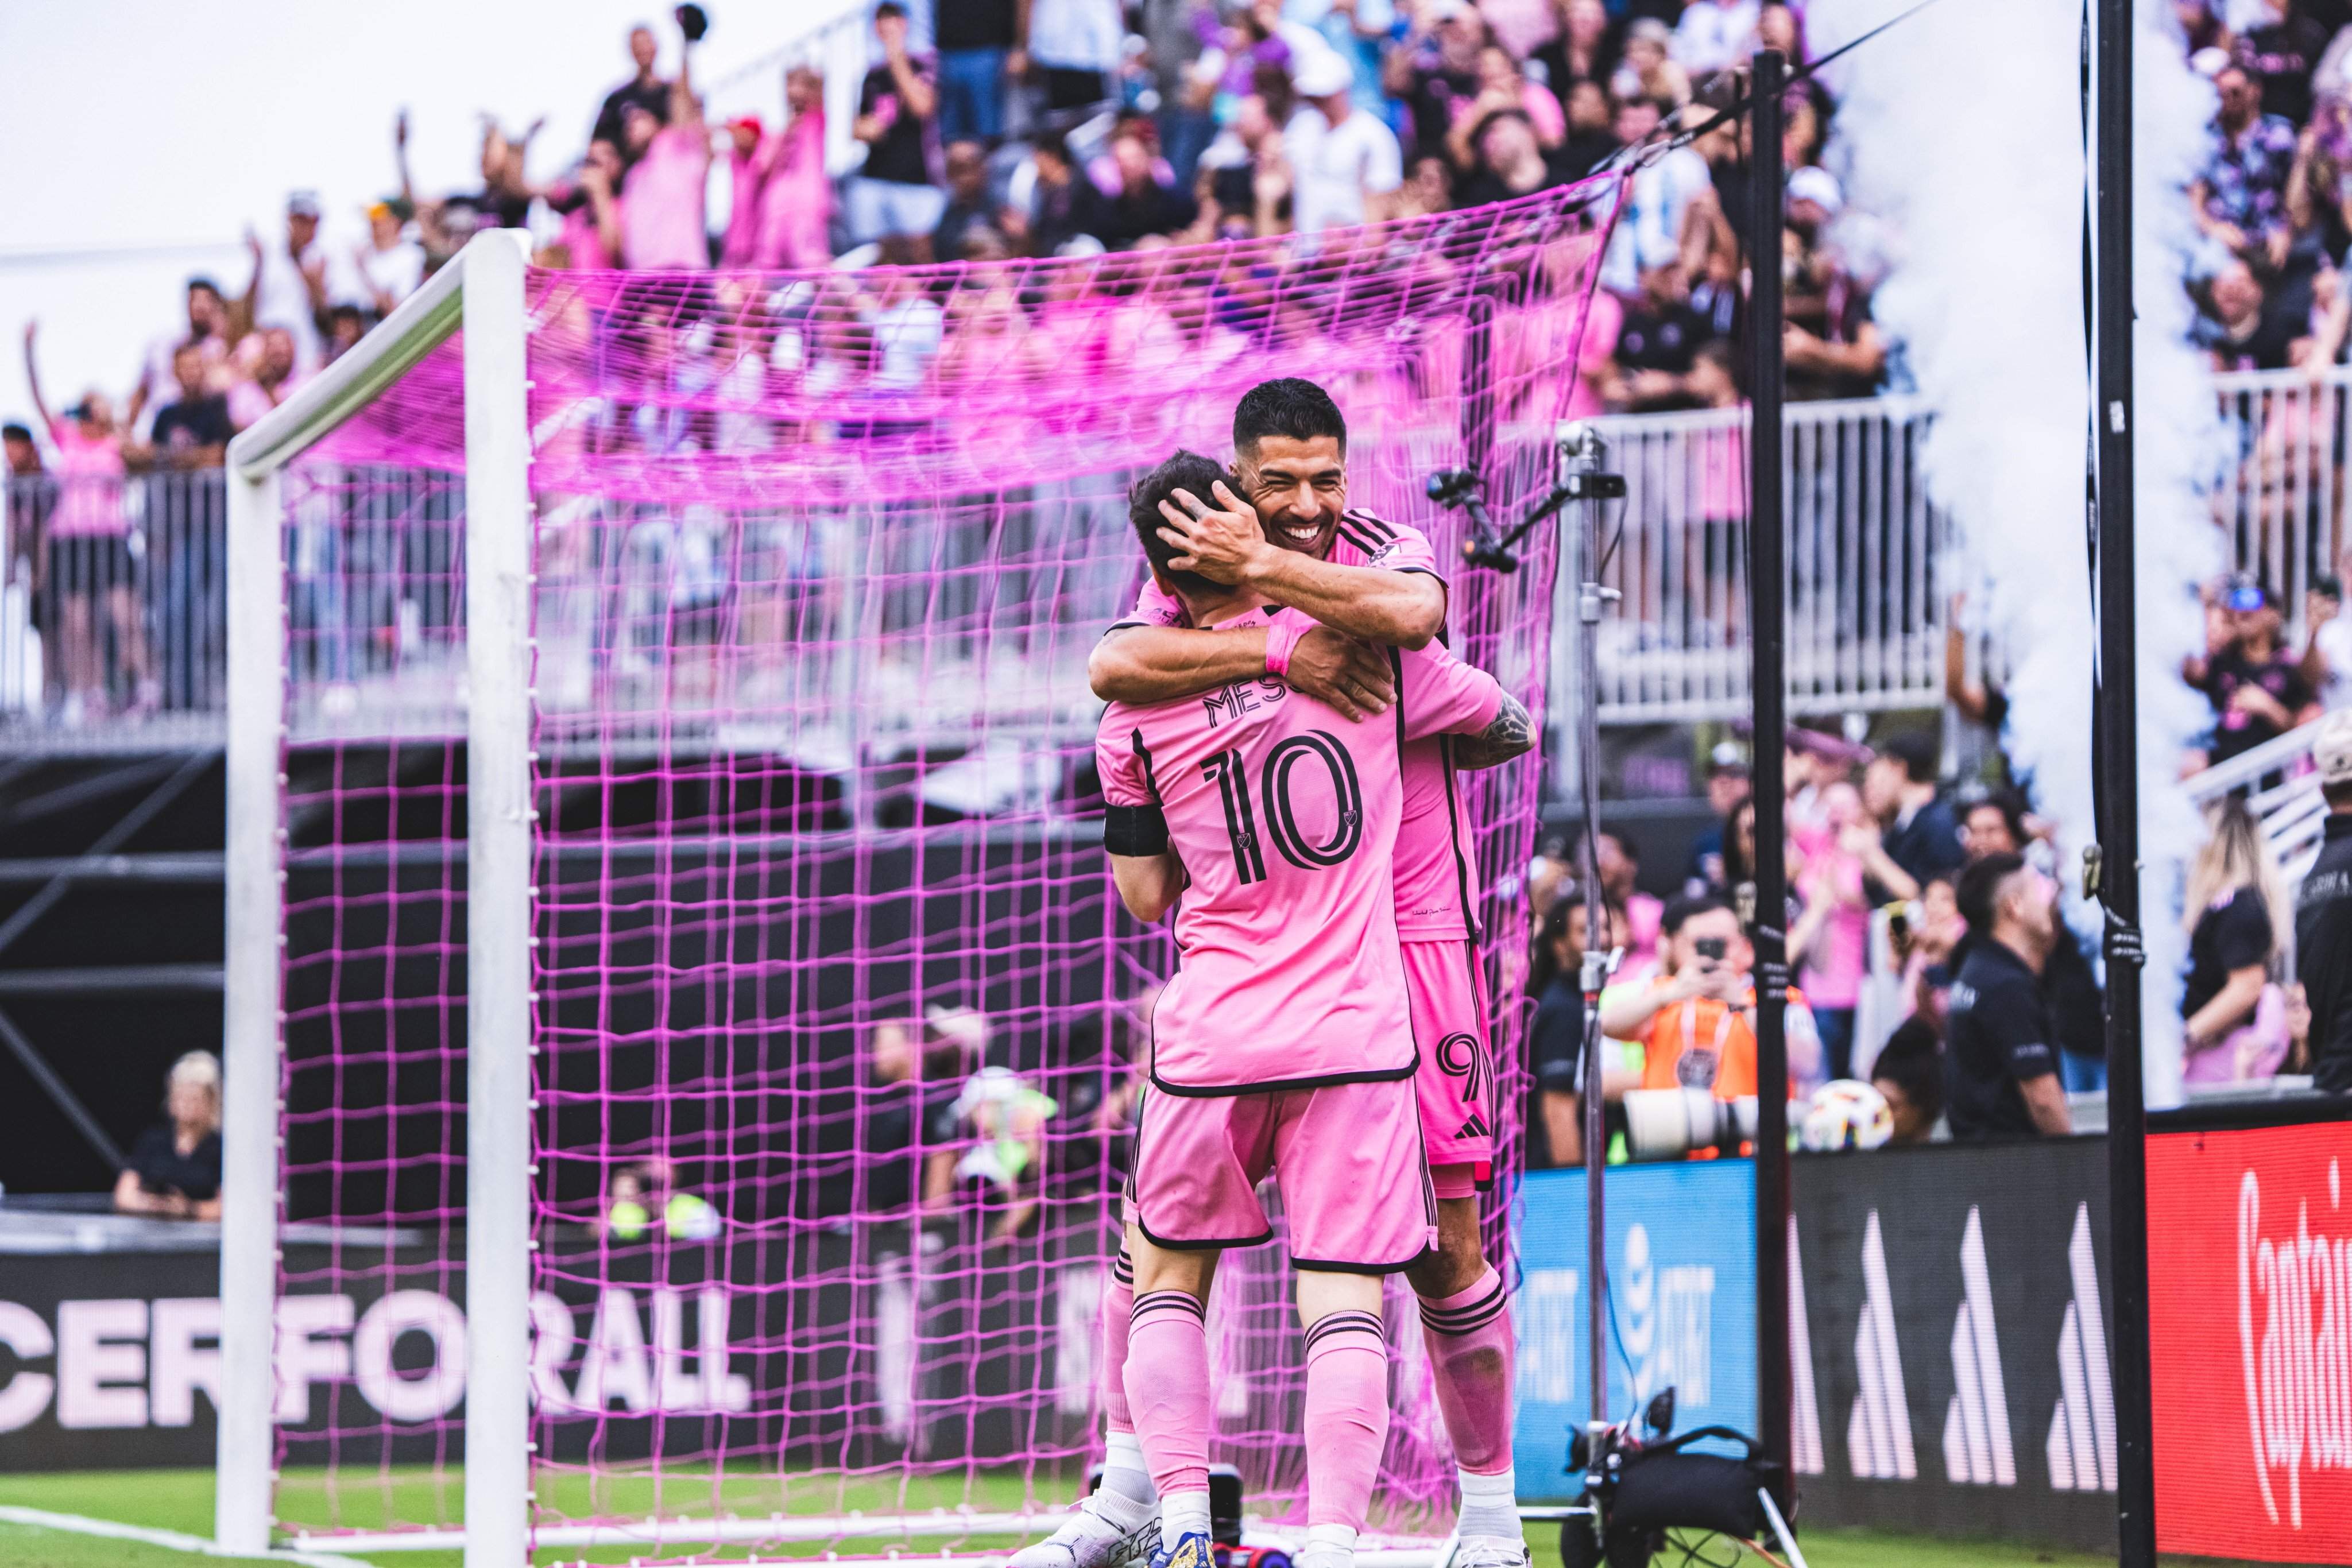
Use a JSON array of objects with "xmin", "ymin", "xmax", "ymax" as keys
[{"xmin": 2150, "ymin": 1122, "xmax": 2352, "ymax": 1565}]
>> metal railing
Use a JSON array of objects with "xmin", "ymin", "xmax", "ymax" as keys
[
  {"xmin": 12, "ymin": 365, "xmax": 2352, "ymax": 752},
  {"xmin": 2214, "ymin": 365, "xmax": 2352, "ymax": 636},
  {"xmin": 4, "ymin": 470, "xmax": 228, "ymax": 749},
  {"xmin": 1580, "ymin": 395, "xmax": 1948, "ymax": 722},
  {"xmin": 2183, "ymin": 721, "xmax": 2328, "ymax": 881}
]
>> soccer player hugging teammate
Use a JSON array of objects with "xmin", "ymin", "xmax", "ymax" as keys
[{"xmin": 1047, "ymin": 378, "xmax": 1532, "ymax": 1568}]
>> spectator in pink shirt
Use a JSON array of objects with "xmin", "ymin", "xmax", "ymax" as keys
[
  {"xmin": 22, "ymin": 321, "xmax": 149, "ymax": 722},
  {"xmin": 763, "ymin": 67, "xmax": 834, "ymax": 269},
  {"xmin": 721, "ymin": 68, "xmax": 834, "ymax": 270},
  {"xmin": 720, "ymin": 114, "xmax": 771, "ymax": 269},
  {"xmin": 618, "ymin": 24, "xmax": 712, "ymax": 272}
]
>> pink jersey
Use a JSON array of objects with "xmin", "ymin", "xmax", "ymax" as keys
[
  {"xmin": 1098, "ymin": 606, "xmax": 1503, "ymax": 1093},
  {"xmin": 47, "ymin": 421, "xmax": 127, "ymax": 539},
  {"xmin": 1115, "ymin": 514, "xmax": 1483, "ymax": 942},
  {"xmin": 622, "ymin": 125, "xmax": 713, "ymax": 272}
]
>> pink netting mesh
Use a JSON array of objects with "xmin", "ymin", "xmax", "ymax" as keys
[{"xmin": 268, "ymin": 177, "xmax": 1619, "ymax": 1560}]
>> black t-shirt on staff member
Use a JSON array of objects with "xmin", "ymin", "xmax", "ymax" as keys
[
  {"xmin": 1944, "ymin": 936, "xmax": 2060, "ymax": 1141},
  {"xmin": 150, "ymin": 395, "xmax": 234, "ymax": 455},
  {"xmin": 1877, "ymin": 796, "xmax": 1966, "ymax": 897},
  {"xmin": 860, "ymin": 60, "xmax": 938, "ymax": 187},
  {"xmin": 1454, "ymin": 148, "xmax": 1582, "ymax": 212},
  {"xmin": 938, "ymin": 0, "xmax": 1019, "ymax": 51},
  {"xmin": 1528, "ymin": 971, "xmax": 1588, "ymax": 1100},
  {"xmin": 594, "ymin": 76, "xmax": 671, "ymax": 152},
  {"xmin": 2184, "ymin": 885, "xmax": 2273, "ymax": 1021},
  {"xmin": 2298, "ymin": 814, "xmax": 2352, "ymax": 1091},
  {"xmin": 127, "ymin": 1124, "xmax": 222, "ymax": 1202},
  {"xmin": 2202, "ymin": 644, "xmax": 2313, "ymax": 762}
]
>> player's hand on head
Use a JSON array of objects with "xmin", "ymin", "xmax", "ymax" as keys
[
  {"xmin": 1285, "ymin": 627, "xmax": 1395, "ymax": 720},
  {"xmin": 1155, "ymin": 482, "xmax": 1267, "ymax": 586}
]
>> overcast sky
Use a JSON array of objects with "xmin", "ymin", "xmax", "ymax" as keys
[{"xmin": 0, "ymin": 0, "xmax": 865, "ymax": 429}]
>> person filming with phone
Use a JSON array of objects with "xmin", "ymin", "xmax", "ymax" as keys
[{"xmin": 1597, "ymin": 893, "xmax": 1823, "ymax": 1105}]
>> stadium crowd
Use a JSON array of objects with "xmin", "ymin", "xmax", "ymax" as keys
[
  {"xmin": 11, "ymin": 0, "xmax": 1887, "ymax": 467},
  {"xmin": 23, "ymin": 0, "xmax": 2352, "ymax": 483},
  {"xmin": 11, "ymin": 1, "xmax": 2352, "ymax": 1143},
  {"xmin": 1515, "ymin": 719, "xmax": 2313, "ymax": 1158}
]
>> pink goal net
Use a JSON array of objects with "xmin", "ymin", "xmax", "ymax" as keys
[{"xmin": 264, "ymin": 177, "xmax": 1620, "ymax": 1560}]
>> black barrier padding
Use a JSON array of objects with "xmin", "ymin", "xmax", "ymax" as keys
[{"xmin": 1791, "ymin": 1137, "xmax": 2116, "ymax": 1554}]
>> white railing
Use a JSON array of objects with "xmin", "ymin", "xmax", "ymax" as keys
[
  {"xmin": 13, "ymin": 365, "xmax": 2352, "ymax": 750},
  {"xmin": 2213, "ymin": 364, "xmax": 2352, "ymax": 639},
  {"xmin": 3, "ymin": 471, "xmax": 230, "ymax": 750},
  {"xmin": 2183, "ymin": 721, "xmax": 2328, "ymax": 881},
  {"xmin": 1580, "ymin": 394, "xmax": 1948, "ymax": 722},
  {"xmin": 1574, "ymin": 363, "xmax": 2352, "ymax": 723}
]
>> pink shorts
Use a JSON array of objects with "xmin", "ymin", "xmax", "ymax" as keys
[
  {"xmin": 1405, "ymin": 937, "xmax": 1495, "ymax": 1196},
  {"xmin": 1125, "ymin": 1078, "xmax": 1436, "ymax": 1272}
]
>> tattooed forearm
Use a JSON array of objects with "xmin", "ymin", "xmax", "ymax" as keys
[{"xmin": 1451, "ymin": 691, "xmax": 1534, "ymax": 771}]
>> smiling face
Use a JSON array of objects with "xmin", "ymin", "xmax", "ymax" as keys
[{"xmin": 1238, "ymin": 433, "xmax": 1347, "ymax": 557}]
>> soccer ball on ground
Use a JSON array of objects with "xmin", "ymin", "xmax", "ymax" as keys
[{"xmin": 1800, "ymin": 1079, "xmax": 1894, "ymax": 1152}]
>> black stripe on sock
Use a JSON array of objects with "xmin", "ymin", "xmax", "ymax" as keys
[
  {"xmin": 1131, "ymin": 1290, "xmax": 1206, "ymax": 1325},
  {"xmin": 1303, "ymin": 1310, "xmax": 1386, "ymax": 1352},
  {"xmin": 1419, "ymin": 1276, "xmax": 1508, "ymax": 1334},
  {"xmin": 1112, "ymin": 1250, "xmax": 1135, "ymax": 1283}
]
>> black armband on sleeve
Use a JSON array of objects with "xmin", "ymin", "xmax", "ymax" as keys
[{"xmin": 1104, "ymin": 804, "xmax": 1170, "ymax": 858}]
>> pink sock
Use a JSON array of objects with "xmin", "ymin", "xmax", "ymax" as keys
[
  {"xmin": 1125, "ymin": 1289, "xmax": 1212, "ymax": 1499},
  {"xmin": 1103, "ymin": 1250, "xmax": 1135, "ymax": 1434},
  {"xmin": 1302, "ymin": 1308, "xmax": 1391, "ymax": 1530},
  {"xmin": 1418, "ymin": 1267, "xmax": 1514, "ymax": 1474}
]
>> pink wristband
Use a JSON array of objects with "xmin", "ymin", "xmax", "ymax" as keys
[{"xmin": 1264, "ymin": 618, "xmax": 1306, "ymax": 680}]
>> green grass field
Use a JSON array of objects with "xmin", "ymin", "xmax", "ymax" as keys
[{"xmin": 0, "ymin": 1466, "xmax": 2290, "ymax": 1568}]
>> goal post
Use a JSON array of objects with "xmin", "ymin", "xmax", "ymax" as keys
[
  {"xmin": 215, "ymin": 184, "xmax": 1614, "ymax": 1567},
  {"xmin": 218, "ymin": 229, "xmax": 533, "ymax": 1563}
]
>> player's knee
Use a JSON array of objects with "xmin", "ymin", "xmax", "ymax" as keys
[{"xmin": 1406, "ymin": 1226, "xmax": 1488, "ymax": 1299}]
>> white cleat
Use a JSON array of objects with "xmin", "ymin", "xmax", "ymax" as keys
[
  {"xmin": 1446, "ymin": 1536, "xmax": 1530, "ymax": 1568},
  {"xmin": 1007, "ymin": 1496, "xmax": 1161, "ymax": 1568}
]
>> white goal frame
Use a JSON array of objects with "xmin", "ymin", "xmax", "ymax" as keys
[
  {"xmin": 218, "ymin": 229, "xmax": 535, "ymax": 1568},
  {"xmin": 212, "ymin": 229, "xmax": 1468, "ymax": 1568}
]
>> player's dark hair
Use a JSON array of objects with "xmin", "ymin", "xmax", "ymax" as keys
[
  {"xmin": 1129, "ymin": 449, "xmax": 1233, "ymax": 602},
  {"xmin": 1879, "ymin": 731, "xmax": 1937, "ymax": 784},
  {"xmin": 1871, "ymin": 1017, "xmax": 1944, "ymax": 1130},
  {"xmin": 1661, "ymin": 891, "xmax": 1731, "ymax": 939},
  {"xmin": 1956, "ymin": 851, "xmax": 2026, "ymax": 937},
  {"xmin": 1233, "ymin": 377, "xmax": 1347, "ymax": 455},
  {"xmin": 1, "ymin": 423, "xmax": 32, "ymax": 444}
]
